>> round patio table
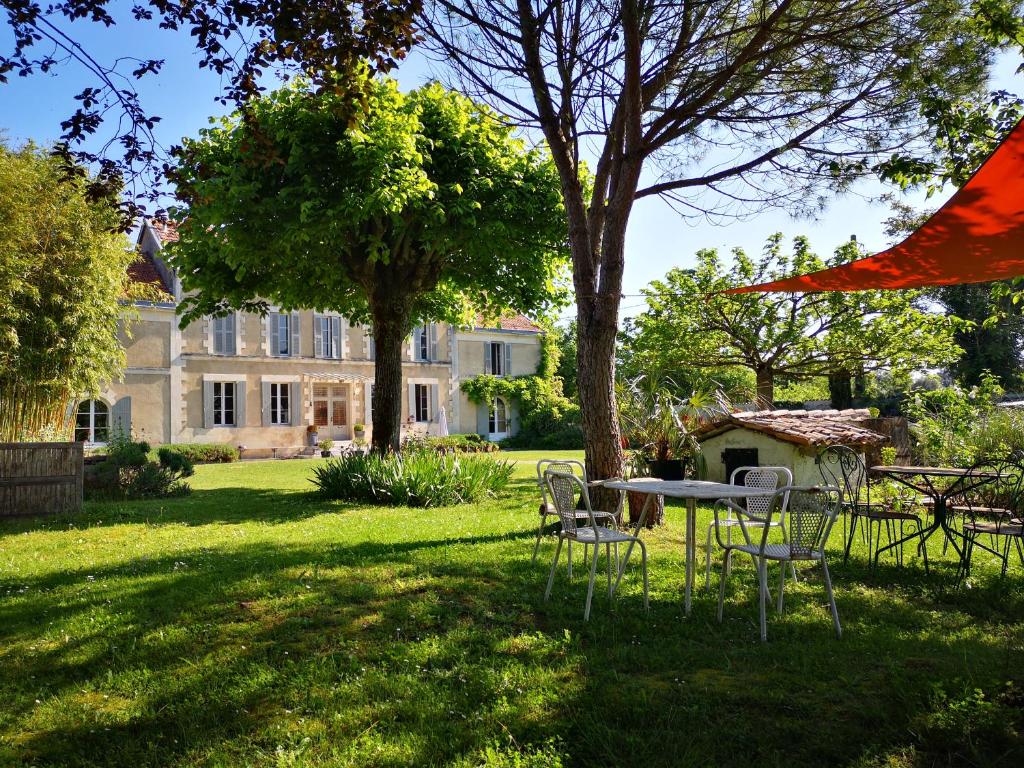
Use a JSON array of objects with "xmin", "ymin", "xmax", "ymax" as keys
[
  {"xmin": 599, "ymin": 478, "xmax": 777, "ymax": 615},
  {"xmin": 869, "ymin": 465, "xmax": 999, "ymax": 563}
]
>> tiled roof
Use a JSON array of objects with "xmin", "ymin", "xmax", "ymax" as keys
[
  {"xmin": 475, "ymin": 314, "xmax": 542, "ymax": 333},
  {"xmin": 697, "ymin": 408, "xmax": 885, "ymax": 448},
  {"xmin": 126, "ymin": 252, "xmax": 172, "ymax": 297},
  {"xmin": 149, "ymin": 219, "xmax": 179, "ymax": 243}
]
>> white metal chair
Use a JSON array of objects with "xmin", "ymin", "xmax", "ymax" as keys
[
  {"xmin": 704, "ymin": 466, "xmax": 794, "ymax": 590},
  {"xmin": 715, "ymin": 485, "xmax": 842, "ymax": 641},
  {"xmin": 533, "ymin": 459, "xmax": 621, "ymax": 569},
  {"xmin": 543, "ymin": 470, "xmax": 648, "ymax": 620}
]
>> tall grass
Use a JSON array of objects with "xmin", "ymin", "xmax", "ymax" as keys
[{"xmin": 311, "ymin": 449, "xmax": 514, "ymax": 507}]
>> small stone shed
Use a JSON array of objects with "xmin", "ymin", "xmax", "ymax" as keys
[{"xmin": 696, "ymin": 409, "xmax": 886, "ymax": 486}]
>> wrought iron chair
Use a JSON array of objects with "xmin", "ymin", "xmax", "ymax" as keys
[
  {"xmin": 715, "ymin": 485, "xmax": 842, "ymax": 641},
  {"xmin": 533, "ymin": 459, "xmax": 621, "ymax": 568},
  {"xmin": 957, "ymin": 453, "xmax": 1024, "ymax": 582},
  {"xmin": 543, "ymin": 470, "xmax": 648, "ymax": 621},
  {"xmin": 817, "ymin": 445, "xmax": 928, "ymax": 571},
  {"xmin": 703, "ymin": 465, "xmax": 794, "ymax": 590}
]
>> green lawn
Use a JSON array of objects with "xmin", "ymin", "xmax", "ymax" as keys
[{"xmin": 1, "ymin": 450, "xmax": 1022, "ymax": 767}]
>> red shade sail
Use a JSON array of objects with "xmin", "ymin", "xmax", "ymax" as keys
[{"xmin": 728, "ymin": 118, "xmax": 1024, "ymax": 293}]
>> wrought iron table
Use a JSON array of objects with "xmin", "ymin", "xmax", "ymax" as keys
[
  {"xmin": 600, "ymin": 478, "xmax": 777, "ymax": 615},
  {"xmin": 869, "ymin": 465, "xmax": 999, "ymax": 563}
]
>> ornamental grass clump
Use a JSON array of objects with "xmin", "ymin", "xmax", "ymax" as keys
[{"xmin": 311, "ymin": 449, "xmax": 514, "ymax": 507}]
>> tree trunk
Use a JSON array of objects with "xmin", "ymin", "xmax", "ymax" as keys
[
  {"xmin": 369, "ymin": 302, "xmax": 412, "ymax": 454},
  {"xmin": 755, "ymin": 366, "xmax": 774, "ymax": 408},
  {"xmin": 829, "ymin": 370, "xmax": 853, "ymax": 410}
]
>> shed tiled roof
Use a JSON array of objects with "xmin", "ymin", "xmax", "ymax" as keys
[
  {"xmin": 475, "ymin": 314, "xmax": 542, "ymax": 333},
  {"xmin": 697, "ymin": 408, "xmax": 885, "ymax": 448}
]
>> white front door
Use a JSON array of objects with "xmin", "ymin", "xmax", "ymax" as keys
[
  {"xmin": 313, "ymin": 383, "xmax": 350, "ymax": 440},
  {"xmin": 487, "ymin": 396, "xmax": 510, "ymax": 441}
]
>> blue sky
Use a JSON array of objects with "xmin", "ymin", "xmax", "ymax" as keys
[{"xmin": 1, "ymin": 16, "xmax": 1021, "ymax": 320}]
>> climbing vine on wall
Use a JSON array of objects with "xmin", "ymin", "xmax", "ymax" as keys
[{"xmin": 460, "ymin": 326, "xmax": 583, "ymax": 448}]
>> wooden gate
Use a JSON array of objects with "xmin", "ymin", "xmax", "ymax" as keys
[
  {"xmin": 860, "ymin": 417, "xmax": 913, "ymax": 465},
  {"xmin": 0, "ymin": 442, "xmax": 84, "ymax": 518}
]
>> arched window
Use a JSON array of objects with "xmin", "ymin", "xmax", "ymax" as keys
[
  {"xmin": 74, "ymin": 399, "xmax": 109, "ymax": 444},
  {"xmin": 488, "ymin": 396, "xmax": 509, "ymax": 435}
]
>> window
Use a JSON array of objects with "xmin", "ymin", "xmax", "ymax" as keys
[
  {"xmin": 269, "ymin": 382, "xmax": 290, "ymax": 425},
  {"xmin": 414, "ymin": 383, "xmax": 430, "ymax": 422},
  {"xmin": 485, "ymin": 341, "xmax": 509, "ymax": 376},
  {"xmin": 212, "ymin": 314, "xmax": 236, "ymax": 355},
  {"xmin": 74, "ymin": 399, "xmax": 109, "ymax": 443},
  {"xmin": 489, "ymin": 397, "xmax": 509, "ymax": 434},
  {"xmin": 213, "ymin": 382, "xmax": 236, "ymax": 426},
  {"xmin": 316, "ymin": 315, "xmax": 341, "ymax": 359},
  {"xmin": 414, "ymin": 325, "xmax": 430, "ymax": 361},
  {"xmin": 270, "ymin": 312, "xmax": 294, "ymax": 356}
]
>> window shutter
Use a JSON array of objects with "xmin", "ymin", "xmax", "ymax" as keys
[
  {"xmin": 428, "ymin": 324, "xmax": 438, "ymax": 361},
  {"xmin": 430, "ymin": 384, "xmax": 439, "ymax": 423},
  {"xmin": 226, "ymin": 314, "xmax": 236, "ymax": 355},
  {"xmin": 313, "ymin": 315, "xmax": 323, "ymax": 358},
  {"xmin": 111, "ymin": 396, "xmax": 132, "ymax": 439},
  {"xmin": 332, "ymin": 317, "xmax": 341, "ymax": 359},
  {"xmin": 203, "ymin": 381, "xmax": 214, "ymax": 428},
  {"xmin": 504, "ymin": 343, "xmax": 512, "ymax": 378},
  {"xmin": 270, "ymin": 315, "xmax": 281, "ymax": 356},
  {"xmin": 235, "ymin": 381, "xmax": 247, "ymax": 427},
  {"xmin": 484, "ymin": 342, "xmax": 492, "ymax": 374},
  {"xmin": 261, "ymin": 381, "xmax": 272, "ymax": 427},
  {"xmin": 476, "ymin": 402, "xmax": 489, "ymax": 435},
  {"xmin": 291, "ymin": 312, "xmax": 300, "ymax": 357},
  {"xmin": 289, "ymin": 382, "xmax": 301, "ymax": 425},
  {"xmin": 408, "ymin": 383, "xmax": 417, "ymax": 421}
]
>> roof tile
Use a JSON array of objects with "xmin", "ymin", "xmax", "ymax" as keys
[{"xmin": 697, "ymin": 408, "xmax": 884, "ymax": 447}]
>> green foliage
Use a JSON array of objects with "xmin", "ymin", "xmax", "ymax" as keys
[
  {"xmin": 617, "ymin": 375, "xmax": 724, "ymax": 464},
  {"xmin": 0, "ymin": 142, "xmax": 136, "ymax": 440},
  {"xmin": 461, "ymin": 373, "xmax": 583, "ymax": 450},
  {"xmin": 903, "ymin": 374, "xmax": 1003, "ymax": 465},
  {"xmin": 311, "ymin": 449, "xmax": 514, "ymax": 507},
  {"xmin": 169, "ymin": 76, "xmax": 570, "ymax": 332},
  {"xmin": 773, "ymin": 378, "xmax": 832, "ymax": 404},
  {"xmin": 553, "ymin": 322, "xmax": 578, "ymax": 401},
  {"xmin": 156, "ymin": 448, "xmax": 195, "ymax": 478},
  {"xmin": 966, "ymin": 408, "xmax": 1024, "ymax": 461},
  {"xmin": 934, "ymin": 281, "xmax": 1024, "ymax": 388},
  {"xmin": 88, "ymin": 435, "xmax": 191, "ymax": 500},
  {"xmin": 626, "ymin": 234, "xmax": 963, "ymax": 405},
  {"xmin": 318, "ymin": 439, "xmax": 334, "ymax": 452},
  {"xmin": 153, "ymin": 443, "xmax": 239, "ymax": 464},
  {"xmin": 405, "ymin": 434, "xmax": 500, "ymax": 453},
  {"xmin": 912, "ymin": 683, "xmax": 1024, "ymax": 765}
]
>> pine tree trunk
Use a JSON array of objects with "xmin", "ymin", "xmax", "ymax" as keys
[
  {"xmin": 755, "ymin": 366, "xmax": 774, "ymax": 408},
  {"xmin": 369, "ymin": 303, "xmax": 412, "ymax": 454}
]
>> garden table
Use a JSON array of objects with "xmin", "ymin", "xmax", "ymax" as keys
[
  {"xmin": 599, "ymin": 478, "xmax": 777, "ymax": 615},
  {"xmin": 869, "ymin": 465, "xmax": 999, "ymax": 563}
]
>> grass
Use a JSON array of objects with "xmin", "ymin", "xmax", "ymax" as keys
[{"xmin": 0, "ymin": 450, "xmax": 1022, "ymax": 767}]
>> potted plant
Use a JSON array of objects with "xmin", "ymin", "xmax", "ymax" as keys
[
  {"xmin": 353, "ymin": 423, "xmax": 365, "ymax": 440},
  {"xmin": 319, "ymin": 439, "xmax": 334, "ymax": 458},
  {"xmin": 307, "ymin": 424, "xmax": 319, "ymax": 447}
]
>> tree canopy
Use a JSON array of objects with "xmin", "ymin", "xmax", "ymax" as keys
[
  {"xmin": 168, "ymin": 76, "xmax": 570, "ymax": 451},
  {"xmin": 0, "ymin": 141, "xmax": 137, "ymax": 440},
  {"xmin": 625, "ymin": 235, "xmax": 963, "ymax": 407},
  {"xmin": 422, "ymin": 0, "xmax": 1016, "ymax": 486}
]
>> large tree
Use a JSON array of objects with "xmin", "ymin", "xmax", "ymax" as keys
[
  {"xmin": 168, "ymin": 78, "xmax": 569, "ymax": 452},
  {"xmin": 1, "ymin": 0, "xmax": 420, "ymax": 223},
  {"xmin": 422, "ymin": 0, "xmax": 1013, "ymax": 486},
  {"xmin": 626, "ymin": 235, "xmax": 963, "ymax": 407},
  {"xmin": 0, "ymin": 141, "xmax": 137, "ymax": 440}
]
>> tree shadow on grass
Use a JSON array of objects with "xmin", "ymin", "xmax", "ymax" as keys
[{"xmin": 2, "ymin": 518, "xmax": 1023, "ymax": 766}]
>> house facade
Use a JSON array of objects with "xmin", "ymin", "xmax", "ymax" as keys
[{"xmin": 73, "ymin": 221, "xmax": 543, "ymax": 454}]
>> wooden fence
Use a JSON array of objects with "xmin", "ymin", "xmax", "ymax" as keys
[
  {"xmin": 0, "ymin": 442, "xmax": 83, "ymax": 518},
  {"xmin": 860, "ymin": 417, "xmax": 913, "ymax": 466}
]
